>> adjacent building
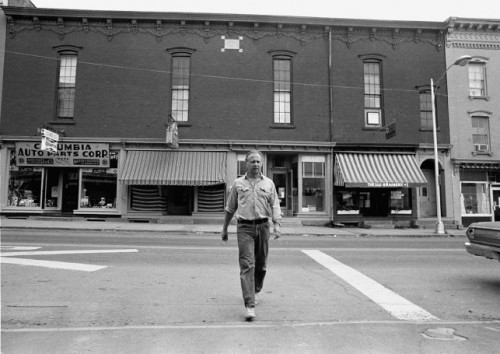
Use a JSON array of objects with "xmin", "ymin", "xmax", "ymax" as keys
[
  {"xmin": 0, "ymin": 5, "xmax": 475, "ymax": 227},
  {"xmin": 446, "ymin": 17, "xmax": 500, "ymax": 226}
]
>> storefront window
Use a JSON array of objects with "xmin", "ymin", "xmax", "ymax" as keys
[
  {"xmin": 301, "ymin": 157, "xmax": 325, "ymax": 212},
  {"xmin": 79, "ymin": 152, "xmax": 118, "ymax": 209},
  {"xmin": 7, "ymin": 150, "xmax": 43, "ymax": 208},
  {"xmin": 461, "ymin": 183, "xmax": 490, "ymax": 215},
  {"xmin": 390, "ymin": 188, "xmax": 412, "ymax": 214},
  {"xmin": 336, "ymin": 190, "xmax": 360, "ymax": 214}
]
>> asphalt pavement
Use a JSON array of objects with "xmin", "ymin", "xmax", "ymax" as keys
[{"xmin": 0, "ymin": 216, "xmax": 466, "ymax": 238}]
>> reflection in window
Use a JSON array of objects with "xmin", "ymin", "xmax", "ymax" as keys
[{"xmin": 461, "ymin": 183, "xmax": 490, "ymax": 215}]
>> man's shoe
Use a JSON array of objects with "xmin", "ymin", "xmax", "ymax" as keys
[{"xmin": 245, "ymin": 306, "xmax": 255, "ymax": 321}]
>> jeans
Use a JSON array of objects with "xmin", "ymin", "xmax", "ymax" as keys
[{"xmin": 237, "ymin": 222, "xmax": 270, "ymax": 308}]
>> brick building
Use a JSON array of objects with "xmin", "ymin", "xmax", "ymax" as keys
[
  {"xmin": 0, "ymin": 6, "xmax": 456, "ymax": 226},
  {"xmin": 445, "ymin": 17, "xmax": 500, "ymax": 226}
]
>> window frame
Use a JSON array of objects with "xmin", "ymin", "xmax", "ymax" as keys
[
  {"xmin": 468, "ymin": 59, "xmax": 488, "ymax": 99},
  {"xmin": 416, "ymin": 85, "xmax": 433, "ymax": 131},
  {"xmin": 360, "ymin": 54, "xmax": 385, "ymax": 129},
  {"xmin": 167, "ymin": 48, "xmax": 196, "ymax": 124},
  {"xmin": 269, "ymin": 50, "xmax": 296, "ymax": 126},
  {"xmin": 53, "ymin": 45, "xmax": 82, "ymax": 121},
  {"xmin": 470, "ymin": 113, "xmax": 491, "ymax": 154}
]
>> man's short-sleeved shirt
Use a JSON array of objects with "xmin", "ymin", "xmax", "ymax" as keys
[{"xmin": 225, "ymin": 174, "xmax": 281, "ymax": 224}]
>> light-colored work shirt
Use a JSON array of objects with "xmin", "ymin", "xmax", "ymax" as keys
[{"xmin": 225, "ymin": 173, "xmax": 282, "ymax": 224}]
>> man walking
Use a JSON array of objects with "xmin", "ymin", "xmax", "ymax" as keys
[{"xmin": 221, "ymin": 150, "xmax": 282, "ymax": 321}]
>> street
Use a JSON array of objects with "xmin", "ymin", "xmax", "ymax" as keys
[{"xmin": 1, "ymin": 229, "xmax": 499, "ymax": 353}]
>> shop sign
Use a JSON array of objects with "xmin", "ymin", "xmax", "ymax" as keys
[
  {"xmin": 15, "ymin": 142, "xmax": 110, "ymax": 167},
  {"xmin": 366, "ymin": 182, "xmax": 409, "ymax": 188}
]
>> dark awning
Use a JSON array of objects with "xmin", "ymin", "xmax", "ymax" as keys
[
  {"xmin": 120, "ymin": 151, "xmax": 227, "ymax": 186},
  {"xmin": 334, "ymin": 153, "xmax": 427, "ymax": 188}
]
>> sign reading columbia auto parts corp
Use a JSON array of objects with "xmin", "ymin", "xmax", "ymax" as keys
[{"xmin": 15, "ymin": 142, "xmax": 110, "ymax": 167}]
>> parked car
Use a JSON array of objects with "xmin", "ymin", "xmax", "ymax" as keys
[{"xmin": 465, "ymin": 222, "xmax": 500, "ymax": 262}]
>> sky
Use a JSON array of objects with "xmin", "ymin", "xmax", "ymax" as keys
[{"xmin": 29, "ymin": 0, "xmax": 497, "ymax": 23}]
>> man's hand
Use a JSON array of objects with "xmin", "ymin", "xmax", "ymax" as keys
[
  {"xmin": 273, "ymin": 226, "xmax": 281, "ymax": 240},
  {"xmin": 221, "ymin": 229, "xmax": 229, "ymax": 242}
]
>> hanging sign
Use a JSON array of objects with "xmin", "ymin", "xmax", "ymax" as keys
[
  {"xmin": 166, "ymin": 115, "xmax": 179, "ymax": 149},
  {"xmin": 40, "ymin": 129, "xmax": 59, "ymax": 153},
  {"xmin": 15, "ymin": 142, "xmax": 110, "ymax": 167}
]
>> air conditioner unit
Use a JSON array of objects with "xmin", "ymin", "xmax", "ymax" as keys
[{"xmin": 474, "ymin": 144, "xmax": 489, "ymax": 152}]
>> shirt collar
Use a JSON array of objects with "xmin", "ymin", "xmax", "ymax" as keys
[{"xmin": 244, "ymin": 172, "xmax": 264, "ymax": 180}]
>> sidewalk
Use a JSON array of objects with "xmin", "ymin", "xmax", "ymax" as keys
[{"xmin": 0, "ymin": 216, "xmax": 466, "ymax": 238}]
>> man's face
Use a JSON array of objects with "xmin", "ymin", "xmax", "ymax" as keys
[{"xmin": 246, "ymin": 153, "xmax": 262, "ymax": 174}]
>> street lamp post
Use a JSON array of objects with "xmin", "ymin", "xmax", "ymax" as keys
[{"xmin": 430, "ymin": 55, "xmax": 471, "ymax": 234}]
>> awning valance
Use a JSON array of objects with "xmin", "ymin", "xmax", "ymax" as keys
[
  {"xmin": 120, "ymin": 151, "xmax": 227, "ymax": 186},
  {"xmin": 334, "ymin": 153, "xmax": 427, "ymax": 188}
]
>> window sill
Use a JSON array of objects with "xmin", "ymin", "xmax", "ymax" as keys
[
  {"xmin": 49, "ymin": 120, "xmax": 75, "ymax": 125},
  {"xmin": 270, "ymin": 123, "xmax": 295, "ymax": 129},
  {"xmin": 471, "ymin": 151, "xmax": 493, "ymax": 157},
  {"xmin": 420, "ymin": 128, "xmax": 441, "ymax": 132},
  {"xmin": 469, "ymin": 96, "xmax": 490, "ymax": 101},
  {"xmin": 176, "ymin": 122, "xmax": 191, "ymax": 127},
  {"xmin": 362, "ymin": 126, "xmax": 382, "ymax": 131}
]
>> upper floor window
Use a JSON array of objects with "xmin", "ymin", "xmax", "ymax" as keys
[
  {"xmin": 167, "ymin": 48, "xmax": 195, "ymax": 123},
  {"xmin": 418, "ymin": 87, "xmax": 433, "ymax": 130},
  {"xmin": 468, "ymin": 61, "xmax": 487, "ymax": 98},
  {"xmin": 361, "ymin": 57, "xmax": 384, "ymax": 128},
  {"xmin": 471, "ymin": 115, "xmax": 490, "ymax": 153},
  {"xmin": 271, "ymin": 51, "xmax": 295, "ymax": 125},
  {"xmin": 53, "ymin": 46, "xmax": 82, "ymax": 120}
]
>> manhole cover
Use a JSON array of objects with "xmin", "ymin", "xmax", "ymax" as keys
[{"xmin": 422, "ymin": 327, "xmax": 467, "ymax": 341}]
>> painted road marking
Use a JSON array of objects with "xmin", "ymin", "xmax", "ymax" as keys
[
  {"xmin": 0, "ymin": 257, "xmax": 107, "ymax": 272},
  {"xmin": 0, "ymin": 248, "xmax": 138, "ymax": 272},
  {"xmin": 0, "ymin": 246, "xmax": 41, "ymax": 251},
  {"xmin": 0, "ymin": 249, "xmax": 139, "ymax": 257},
  {"xmin": 302, "ymin": 250, "xmax": 439, "ymax": 322}
]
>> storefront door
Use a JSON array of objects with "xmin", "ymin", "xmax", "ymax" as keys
[
  {"xmin": 272, "ymin": 171, "xmax": 288, "ymax": 216},
  {"xmin": 167, "ymin": 186, "xmax": 192, "ymax": 215},
  {"xmin": 493, "ymin": 188, "xmax": 500, "ymax": 222},
  {"xmin": 62, "ymin": 168, "xmax": 79, "ymax": 213}
]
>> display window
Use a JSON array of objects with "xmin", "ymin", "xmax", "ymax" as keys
[
  {"xmin": 461, "ymin": 182, "xmax": 490, "ymax": 215},
  {"xmin": 79, "ymin": 152, "xmax": 118, "ymax": 210},
  {"xmin": 390, "ymin": 188, "xmax": 412, "ymax": 214},
  {"xmin": 301, "ymin": 157, "xmax": 325, "ymax": 212},
  {"xmin": 336, "ymin": 190, "xmax": 360, "ymax": 214},
  {"xmin": 8, "ymin": 167, "xmax": 43, "ymax": 208}
]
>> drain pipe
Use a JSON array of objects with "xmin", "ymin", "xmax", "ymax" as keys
[{"xmin": 328, "ymin": 27, "xmax": 333, "ymax": 142}]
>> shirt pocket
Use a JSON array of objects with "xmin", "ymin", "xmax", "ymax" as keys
[{"xmin": 257, "ymin": 186, "xmax": 272, "ymax": 201}]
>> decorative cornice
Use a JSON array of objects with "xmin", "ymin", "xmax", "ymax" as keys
[
  {"xmin": 446, "ymin": 18, "xmax": 500, "ymax": 49},
  {"xmin": 4, "ymin": 9, "xmax": 445, "ymax": 50}
]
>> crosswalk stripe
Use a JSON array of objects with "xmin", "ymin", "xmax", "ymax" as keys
[
  {"xmin": 0, "ymin": 257, "xmax": 106, "ymax": 272},
  {"xmin": 302, "ymin": 250, "xmax": 439, "ymax": 322}
]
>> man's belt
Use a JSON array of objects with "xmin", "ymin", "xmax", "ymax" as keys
[{"xmin": 238, "ymin": 218, "xmax": 268, "ymax": 225}]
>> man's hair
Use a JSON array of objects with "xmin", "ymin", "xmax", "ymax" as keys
[{"xmin": 245, "ymin": 150, "xmax": 263, "ymax": 162}]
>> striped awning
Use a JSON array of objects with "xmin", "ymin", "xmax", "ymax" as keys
[
  {"xmin": 120, "ymin": 150, "xmax": 227, "ymax": 186},
  {"xmin": 334, "ymin": 153, "xmax": 427, "ymax": 188}
]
